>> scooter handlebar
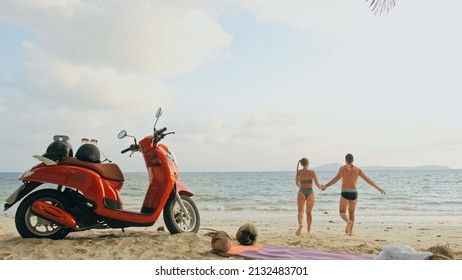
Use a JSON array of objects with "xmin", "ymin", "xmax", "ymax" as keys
[
  {"xmin": 121, "ymin": 144, "xmax": 140, "ymax": 154},
  {"xmin": 155, "ymin": 127, "xmax": 167, "ymax": 135},
  {"xmin": 121, "ymin": 147, "xmax": 131, "ymax": 154}
]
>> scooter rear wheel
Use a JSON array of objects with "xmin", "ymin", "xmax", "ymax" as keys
[
  {"xmin": 15, "ymin": 189, "xmax": 72, "ymax": 239},
  {"xmin": 163, "ymin": 194, "xmax": 200, "ymax": 234}
]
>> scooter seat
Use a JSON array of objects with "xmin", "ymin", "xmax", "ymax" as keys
[{"xmin": 60, "ymin": 157, "xmax": 125, "ymax": 182}]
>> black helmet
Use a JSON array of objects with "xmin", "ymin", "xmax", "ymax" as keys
[
  {"xmin": 43, "ymin": 140, "xmax": 73, "ymax": 161},
  {"xmin": 75, "ymin": 143, "xmax": 101, "ymax": 163}
]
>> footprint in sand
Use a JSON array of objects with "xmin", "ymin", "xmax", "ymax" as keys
[
  {"xmin": 288, "ymin": 240, "xmax": 301, "ymax": 246},
  {"xmin": 73, "ymin": 248, "xmax": 88, "ymax": 254}
]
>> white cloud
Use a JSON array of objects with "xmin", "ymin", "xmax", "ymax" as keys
[
  {"xmin": 16, "ymin": 47, "xmax": 177, "ymax": 111},
  {"xmin": 0, "ymin": 0, "xmax": 234, "ymax": 171},
  {"xmin": 0, "ymin": 0, "xmax": 233, "ymax": 112},
  {"xmin": 1, "ymin": 0, "xmax": 232, "ymax": 77}
]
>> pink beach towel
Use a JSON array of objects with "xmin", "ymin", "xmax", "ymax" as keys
[{"xmin": 221, "ymin": 244, "xmax": 373, "ymax": 260}]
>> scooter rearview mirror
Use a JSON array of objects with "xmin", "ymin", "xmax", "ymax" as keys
[
  {"xmin": 153, "ymin": 107, "xmax": 162, "ymax": 130},
  {"xmin": 156, "ymin": 107, "xmax": 162, "ymax": 118},
  {"xmin": 118, "ymin": 130, "xmax": 127, "ymax": 139}
]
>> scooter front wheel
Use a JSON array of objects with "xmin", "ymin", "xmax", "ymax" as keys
[
  {"xmin": 163, "ymin": 194, "xmax": 200, "ymax": 234},
  {"xmin": 15, "ymin": 189, "xmax": 71, "ymax": 239}
]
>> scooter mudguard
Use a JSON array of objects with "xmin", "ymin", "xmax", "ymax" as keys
[
  {"xmin": 176, "ymin": 181, "xmax": 193, "ymax": 196},
  {"xmin": 4, "ymin": 181, "xmax": 43, "ymax": 211},
  {"xmin": 31, "ymin": 200, "xmax": 77, "ymax": 228}
]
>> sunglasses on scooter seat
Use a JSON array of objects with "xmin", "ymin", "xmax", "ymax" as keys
[
  {"xmin": 53, "ymin": 135, "xmax": 70, "ymax": 142},
  {"xmin": 81, "ymin": 138, "xmax": 98, "ymax": 145}
]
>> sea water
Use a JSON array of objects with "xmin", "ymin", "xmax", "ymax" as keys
[
  {"xmin": 179, "ymin": 170, "xmax": 462, "ymax": 226},
  {"xmin": 1, "ymin": 170, "xmax": 462, "ymax": 226}
]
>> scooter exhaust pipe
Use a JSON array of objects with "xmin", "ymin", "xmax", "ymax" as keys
[{"xmin": 31, "ymin": 200, "xmax": 77, "ymax": 228}]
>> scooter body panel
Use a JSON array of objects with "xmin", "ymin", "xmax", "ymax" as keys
[
  {"xmin": 21, "ymin": 164, "xmax": 122, "ymax": 208},
  {"xmin": 31, "ymin": 200, "xmax": 77, "ymax": 228},
  {"xmin": 142, "ymin": 139, "xmax": 177, "ymax": 213}
]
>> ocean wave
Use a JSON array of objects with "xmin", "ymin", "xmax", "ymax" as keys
[
  {"xmin": 199, "ymin": 204, "xmax": 297, "ymax": 212},
  {"xmin": 200, "ymin": 205, "xmax": 226, "ymax": 211}
]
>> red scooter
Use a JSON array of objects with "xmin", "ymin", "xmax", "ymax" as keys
[{"xmin": 4, "ymin": 108, "xmax": 200, "ymax": 239}]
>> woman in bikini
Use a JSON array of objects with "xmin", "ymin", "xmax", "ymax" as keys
[
  {"xmin": 295, "ymin": 157, "xmax": 323, "ymax": 235},
  {"xmin": 323, "ymin": 154, "xmax": 385, "ymax": 235}
]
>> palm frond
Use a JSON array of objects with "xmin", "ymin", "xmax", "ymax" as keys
[{"xmin": 366, "ymin": 0, "xmax": 396, "ymax": 16}]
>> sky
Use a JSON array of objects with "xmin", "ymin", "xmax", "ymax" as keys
[{"xmin": 0, "ymin": 0, "xmax": 461, "ymax": 172}]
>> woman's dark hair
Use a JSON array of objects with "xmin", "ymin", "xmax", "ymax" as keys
[
  {"xmin": 345, "ymin": 153, "xmax": 354, "ymax": 164},
  {"xmin": 296, "ymin": 157, "xmax": 309, "ymax": 174},
  {"xmin": 300, "ymin": 157, "xmax": 309, "ymax": 166}
]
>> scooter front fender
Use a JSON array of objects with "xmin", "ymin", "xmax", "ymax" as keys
[{"xmin": 175, "ymin": 181, "xmax": 194, "ymax": 196}]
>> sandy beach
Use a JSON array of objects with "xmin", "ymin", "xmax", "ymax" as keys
[{"xmin": 1, "ymin": 214, "xmax": 460, "ymax": 260}]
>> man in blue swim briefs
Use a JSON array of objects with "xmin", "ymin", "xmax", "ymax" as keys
[{"xmin": 323, "ymin": 154, "xmax": 385, "ymax": 235}]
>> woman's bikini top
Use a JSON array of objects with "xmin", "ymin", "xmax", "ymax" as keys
[
  {"xmin": 298, "ymin": 170, "xmax": 313, "ymax": 185},
  {"xmin": 299, "ymin": 179, "xmax": 313, "ymax": 184}
]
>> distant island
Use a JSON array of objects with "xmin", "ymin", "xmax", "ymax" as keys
[{"xmin": 313, "ymin": 163, "xmax": 453, "ymax": 171}]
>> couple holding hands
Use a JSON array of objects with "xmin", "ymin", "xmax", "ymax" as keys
[{"xmin": 295, "ymin": 154, "xmax": 385, "ymax": 236}]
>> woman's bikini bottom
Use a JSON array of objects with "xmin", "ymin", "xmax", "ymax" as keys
[{"xmin": 299, "ymin": 188, "xmax": 313, "ymax": 199}]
